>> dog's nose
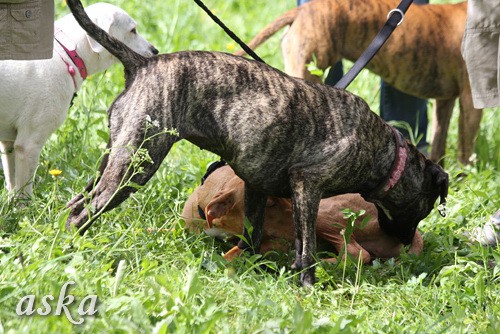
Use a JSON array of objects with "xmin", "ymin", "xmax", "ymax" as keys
[{"xmin": 151, "ymin": 46, "xmax": 159, "ymax": 55}]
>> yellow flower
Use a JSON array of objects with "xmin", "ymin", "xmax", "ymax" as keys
[
  {"xmin": 49, "ymin": 169, "xmax": 62, "ymax": 177},
  {"xmin": 226, "ymin": 42, "xmax": 236, "ymax": 52}
]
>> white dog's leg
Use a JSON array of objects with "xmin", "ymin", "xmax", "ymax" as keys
[
  {"xmin": 13, "ymin": 137, "xmax": 45, "ymax": 196},
  {"xmin": 0, "ymin": 141, "xmax": 15, "ymax": 192}
]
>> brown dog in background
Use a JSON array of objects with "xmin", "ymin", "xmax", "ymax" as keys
[
  {"xmin": 236, "ymin": 0, "xmax": 480, "ymax": 165},
  {"xmin": 182, "ymin": 165, "xmax": 423, "ymax": 264}
]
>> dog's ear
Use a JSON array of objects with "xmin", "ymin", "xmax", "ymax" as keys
[
  {"xmin": 87, "ymin": 14, "xmax": 114, "ymax": 53},
  {"xmin": 205, "ymin": 191, "xmax": 237, "ymax": 227},
  {"xmin": 87, "ymin": 36, "xmax": 104, "ymax": 53},
  {"xmin": 428, "ymin": 163, "xmax": 449, "ymax": 217}
]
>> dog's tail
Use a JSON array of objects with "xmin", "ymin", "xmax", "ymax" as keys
[
  {"xmin": 66, "ymin": 0, "xmax": 148, "ymax": 69},
  {"xmin": 234, "ymin": 7, "xmax": 299, "ymax": 57}
]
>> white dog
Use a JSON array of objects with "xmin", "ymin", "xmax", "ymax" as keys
[{"xmin": 0, "ymin": 3, "xmax": 157, "ymax": 196}]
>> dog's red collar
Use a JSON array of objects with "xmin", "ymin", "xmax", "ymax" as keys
[
  {"xmin": 370, "ymin": 127, "xmax": 408, "ymax": 198},
  {"xmin": 54, "ymin": 27, "xmax": 88, "ymax": 89},
  {"xmin": 383, "ymin": 127, "xmax": 408, "ymax": 193}
]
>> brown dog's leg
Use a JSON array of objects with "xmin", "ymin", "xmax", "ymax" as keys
[
  {"xmin": 408, "ymin": 229, "xmax": 424, "ymax": 256},
  {"xmin": 430, "ymin": 98, "xmax": 456, "ymax": 164},
  {"xmin": 345, "ymin": 242, "xmax": 371, "ymax": 264},
  {"xmin": 458, "ymin": 90, "xmax": 483, "ymax": 165},
  {"xmin": 224, "ymin": 246, "xmax": 243, "ymax": 261},
  {"xmin": 224, "ymin": 239, "xmax": 290, "ymax": 261},
  {"xmin": 321, "ymin": 234, "xmax": 371, "ymax": 264}
]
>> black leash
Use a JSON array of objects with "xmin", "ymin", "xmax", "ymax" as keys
[
  {"xmin": 334, "ymin": 0, "xmax": 414, "ymax": 89},
  {"xmin": 192, "ymin": 0, "xmax": 265, "ymax": 63},
  {"xmin": 194, "ymin": 0, "xmax": 413, "ymax": 90}
]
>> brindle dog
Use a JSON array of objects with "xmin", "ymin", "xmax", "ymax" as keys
[
  {"xmin": 235, "ymin": 0, "xmax": 480, "ymax": 165},
  {"xmin": 65, "ymin": 0, "xmax": 448, "ymax": 286}
]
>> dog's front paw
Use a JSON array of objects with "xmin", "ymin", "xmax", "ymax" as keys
[
  {"xmin": 66, "ymin": 209, "xmax": 90, "ymax": 233},
  {"xmin": 291, "ymin": 256, "xmax": 303, "ymax": 270},
  {"xmin": 223, "ymin": 246, "xmax": 243, "ymax": 261},
  {"xmin": 291, "ymin": 261, "xmax": 299, "ymax": 270},
  {"xmin": 65, "ymin": 197, "xmax": 91, "ymax": 234},
  {"xmin": 300, "ymin": 269, "xmax": 316, "ymax": 288},
  {"xmin": 66, "ymin": 193, "xmax": 84, "ymax": 208}
]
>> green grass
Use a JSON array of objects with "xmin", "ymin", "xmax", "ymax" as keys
[{"xmin": 1, "ymin": 0, "xmax": 499, "ymax": 332}]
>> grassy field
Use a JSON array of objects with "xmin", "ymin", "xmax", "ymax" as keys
[{"xmin": 1, "ymin": 0, "xmax": 499, "ymax": 332}]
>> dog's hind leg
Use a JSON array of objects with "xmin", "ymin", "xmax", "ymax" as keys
[
  {"xmin": 282, "ymin": 33, "xmax": 320, "ymax": 82},
  {"xmin": 458, "ymin": 90, "xmax": 483, "ymax": 165},
  {"xmin": 289, "ymin": 169, "xmax": 322, "ymax": 287},
  {"xmin": 237, "ymin": 184, "xmax": 267, "ymax": 255},
  {"xmin": 430, "ymin": 98, "xmax": 455, "ymax": 164},
  {"xmin": 281, "ymin": 14, "xmax": 336, "ymax": 83}
]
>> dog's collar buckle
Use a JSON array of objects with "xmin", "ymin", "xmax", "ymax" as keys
[{"xmin": 54, "ymin": 27, "xmax": 88, "ymax": 83}]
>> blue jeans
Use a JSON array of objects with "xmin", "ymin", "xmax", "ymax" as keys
[{"xmin": 297, "ymin": 0, "xmax": 429, "ymax": 150}]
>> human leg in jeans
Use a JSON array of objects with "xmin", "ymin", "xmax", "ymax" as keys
[{"xmin": 380, "ymin": 0, "xmax": 429, "ymax": 152}]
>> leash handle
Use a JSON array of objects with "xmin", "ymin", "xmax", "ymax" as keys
[
  {"xmin": 334, "ymin": 0, "xmax": 414, "ymax": 90},
  {"xmin": 193, "ymin": 0, "xmax": 266, "ymax": 63}
]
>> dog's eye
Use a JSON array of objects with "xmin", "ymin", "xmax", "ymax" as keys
[{"xmin": 130, "ymin": 27, "xmax": 137, "ymax": 34}]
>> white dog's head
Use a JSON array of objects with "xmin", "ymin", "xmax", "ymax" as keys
[
  {"xmin": 57, "ymin": 2, "xmax": 158, "ymax": 73},
  {"xmin": 84, "ymin": 3, "xmax": 158, "ymax": 57}
]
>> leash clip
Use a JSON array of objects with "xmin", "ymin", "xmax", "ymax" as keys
[
  {"xmin": 387, "ymin": 8, "xmax": 405, "ymax": 26},
  {"xmin": 437, "ymin": 202, "xmax": 447, "ymax": 217}
]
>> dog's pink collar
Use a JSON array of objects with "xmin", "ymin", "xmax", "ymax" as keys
[
  {"xmin": 382, "ymin": 127, "xmax": 408, "ymax": 193},
  {"xmin": 54, "ymin": 27, "xmax": 88, "ymax": 89},
  {"xmin": 370, "ymin": 127, "xmax": 408, "ymax": 198}
]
